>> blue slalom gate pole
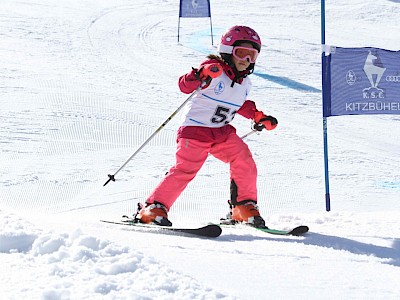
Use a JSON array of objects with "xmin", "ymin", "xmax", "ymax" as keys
[{"xmin": 321, "ymin": 0, "xmax": 331, "ymax": 211}]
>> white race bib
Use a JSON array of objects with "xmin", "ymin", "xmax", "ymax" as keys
[{"xmin": 181, "ymin": 73, "xmax": 251, "ymax": 127}]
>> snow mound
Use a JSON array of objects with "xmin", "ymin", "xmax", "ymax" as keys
[{"xmin": 0, "ymin": 210, "xmax": 232, "ymax": 299}]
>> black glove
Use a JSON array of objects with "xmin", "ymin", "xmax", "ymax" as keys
[
  {"xmin": 254, "ymin": 112, "xmax": 278, "ymax": 131},
  {"xmin": 252, "ymin": 122, "xmax": 265, "ymax": 132}
]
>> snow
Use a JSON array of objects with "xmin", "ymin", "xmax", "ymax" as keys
[{"xmin": 1, "ymin": 0, "xmax": 399, "ymax": 299}]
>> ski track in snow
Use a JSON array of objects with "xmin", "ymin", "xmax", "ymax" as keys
[{"xmin": 1, "ymin": 0, "xmax": 400, "ymax": 299}]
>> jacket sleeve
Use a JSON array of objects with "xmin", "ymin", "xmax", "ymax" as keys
[
  {"xmin": 178, "ymin": 69, "xmax": 201, "ymax": 94},
  {"xmin": 178, "ymin": 59, "xmax": 223, "ymax": 94},
  {"xmin": 237, "ymin": 100, "xmax": 257, "ymax": 119}
]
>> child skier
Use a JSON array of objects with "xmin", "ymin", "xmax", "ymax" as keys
[{"xmin": 134, "ymin": 25, "xmax": 277, "ymax": 228}]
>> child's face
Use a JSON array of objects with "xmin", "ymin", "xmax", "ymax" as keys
[{"xmin": 232, "ymin": 42, "xmax": 256, "ymax": 71}]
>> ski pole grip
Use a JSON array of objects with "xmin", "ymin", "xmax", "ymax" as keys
[
  {"xmin": 103, "ymin": 174, "xmax": 115, "ymax": 186},
  {"xmin": 204, "ymin": 76, "xmax": 212, "ymax": 85},
  {"xmin": 252, "ymin": 123, "xmax": 265, "ymax": 132}
]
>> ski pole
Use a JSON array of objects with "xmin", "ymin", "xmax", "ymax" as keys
[
  {"xmin": 240, "ymin": 129, "xmax": 258, "ymax": 140},
  {"xmin": 240, "ymin": 123, "xmax": 265, "ymax": 139},
  {"xmin": 103, "ymin": 81, "xmax": 207, "ymax": 186}
]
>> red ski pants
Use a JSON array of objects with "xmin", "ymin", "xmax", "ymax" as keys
[{"xmin": 146, "ymin": 133, "xmax": 257, "ymax": 210}]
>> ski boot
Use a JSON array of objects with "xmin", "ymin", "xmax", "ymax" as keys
[
  {"xmin": 221, "ymin": 200, "xmax": 267, "ymax": 228},
  {"xmin": 134, "ymin": 202, "xmax": 172, "ymax": 226}
]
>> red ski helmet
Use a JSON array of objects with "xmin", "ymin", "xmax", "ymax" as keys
[{"xmin": 218, "ymin": 25, "xmax": 262, "ymax": 55}]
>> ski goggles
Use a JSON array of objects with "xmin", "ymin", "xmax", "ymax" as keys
[{"xmin": 232, "ymin": 46, "xmax": 259, "ymax": 63}]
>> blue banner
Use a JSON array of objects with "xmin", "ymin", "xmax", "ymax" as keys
[
  {"xmin": 323, "ymin": 47, "xmax": 400, "ymax": 117},
  {"xmin": 179, "ymin": 0, "xmax": 211, "ymax": 18}
]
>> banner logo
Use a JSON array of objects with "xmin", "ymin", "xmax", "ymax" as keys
[
  {"xmin": 362, "ymin": 51, "xmax": 386, "ymax": 98},
  {"xmin": 345, "ymin": 70, "xmax": 357, "ymax": 85},
  {"xmin": 386, "ymin": 74, "xmax": 400, "ymax": 82},
  {"xmin": 191, "ymin": 0, "xmax": 198, "ymax": 12}
]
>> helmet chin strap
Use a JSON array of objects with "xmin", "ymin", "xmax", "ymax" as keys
[
  {"xmin": 220, "ymin": 53, "xmax": 254, "ymax": 87},
  {"xmin": 231, "ymin": 68, "xmax": 242, "ymax": 87},
  {"xmin": 230, "ymin": 63, "xmax": 254, "ymax": 87}
]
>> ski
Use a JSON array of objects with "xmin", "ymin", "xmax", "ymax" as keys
[
  {"xmin": 220, "ymin": 220, "xmax": 309, "ymax": 236},
  {"xmin": 100, "ymin": 219, "xmax": 222, "ymax": 238},
  {"xmin": 255, "ymin": 225, "xmax": 309, "ymax": 236}
]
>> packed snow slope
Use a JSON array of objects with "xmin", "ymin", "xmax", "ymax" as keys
[{"xmin": 1, "ymin": 0, "xmax": 399, "ymax": 299}]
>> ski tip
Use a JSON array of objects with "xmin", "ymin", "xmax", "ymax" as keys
[
  {"xmin": 200, "ymin": 224, "xmax": 222, "ymax": 238},
  {"xmin": 289, "ymin": 225, "xmax": 309, "ymax": 236}
]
